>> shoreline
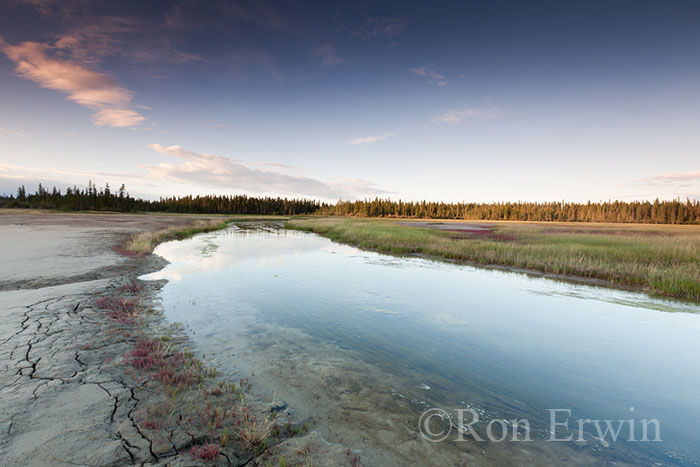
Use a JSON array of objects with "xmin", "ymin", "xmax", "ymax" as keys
[
  {"xmin": 285, "ymin": 218, "xmax": 700, "ymax": 304},
  {"xmin": 0, "ymin": 212, "xmax": 360, "ymax": 466}
]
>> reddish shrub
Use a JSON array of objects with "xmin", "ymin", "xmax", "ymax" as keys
[
  {"xmin": 119, "ymin": 282, "xmax": 142, "ymax": 294},
  {"xmin": 128, "ymin": 338, "xmax": 163, "ymax": 370},
  {"xmin": 95, "ymin": 295, "xmax": 138, "ymax": 324},
  {"xmin": 190, "ymin": 443, "xmax": 220, "ymax": 462}
]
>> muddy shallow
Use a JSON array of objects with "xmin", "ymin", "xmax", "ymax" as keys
[{"xmin": 144, "ymin": 223, "xmax": 700, "ymax": 466}]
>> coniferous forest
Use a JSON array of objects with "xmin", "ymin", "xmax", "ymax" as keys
[
  {"xmin": 1, "ymin": 181, "xmax": 699, "ymax": 224},
  {"xmin": 0, "ymin": 181, "xmax": 320, "ymax": 215}
]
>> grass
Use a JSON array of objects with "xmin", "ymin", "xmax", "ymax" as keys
[
  {"xmin": 286, "ymin": 217, "xmax": 700, "ymax": 301},
  {"xmin": 237, "ymin": 406, "xmax": 274, "ymax": 451},
  {"xmin": 121, "ymin": 219, "xmax": 231, "ymax": 255}
]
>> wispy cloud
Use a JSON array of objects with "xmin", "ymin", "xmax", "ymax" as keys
[
  {"xmin": 313, "ymin": 43, "xmax": 343, "ymax": 66},
  {"xmin": 0, "ymin": 127, "xmax": 27, "ymax": 137},
  {"xmin": 57, "ymin": 16, "xmax": 204, "ymax": 66},
  {"xmin": 0, "ymin": 37, "xmax": 145, "ymax": 128},
  {"xmin": 411, "ymin": 66, "xmax": 447, "ymax": 86},
  {"xmin": 349, "ymin": 132, "xmax": 396, "ymax": 146},
  {"xmin": 0, "ymin": 161, "xmax": 156, "ymax": 189},
  {"xmin": 632, "ymin": 171, "xmax": 700, "ymax": 187},
  {"xmin": 145, "ymin": 144, "xmax": 384, "ymax": 199},
  {"xmin": 338, "ymin": 16, "xmax": 408, "ymax": 39},
  {"xmin": 432, "ymin": 105, "xmax": 500, "ymax": 124},
  {"xmin": 616, "ymin": 171, "xmax": 700, "ymax": 201},
  {"xmin": 15, "ymin": 0, "xmax": 91, "ymax": 18}
]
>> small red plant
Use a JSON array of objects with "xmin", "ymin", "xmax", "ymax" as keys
[
  {"xmin": 190, "ymin": 443, "xmax": 220, "ymax": 462},
  {"xmin": 119, "ymin": 282, "xmax": 142, "ymax": 294},
  {"xmin": 96, "ymin": 295, "xmax": 138, "ymax": 323},
  {"xmin": 128, "ymin": 338, "xmax": 163, "ymax": 370},
  {"xmin": 114, "ymin": 243, "xmax": 141, "ymax": 258}
]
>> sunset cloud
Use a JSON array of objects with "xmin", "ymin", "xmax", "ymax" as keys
[
  {"xmin": 145, "ymin": 144, "xmax": 384, "ymax": 199},
  {"xmin": 0, "ymin": 38, "xmax": 145, "ymax": 127},
  {"xmin": 349, "ymin": 132, "xmax": 396, "ymax": 146}
]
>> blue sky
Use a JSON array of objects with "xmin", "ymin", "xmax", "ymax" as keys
[{"xmin": 1, "ymin": 0, "xmax": 699, "ymax": 202}]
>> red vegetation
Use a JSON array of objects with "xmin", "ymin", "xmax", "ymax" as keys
[
  {"xmin": 444, "ymin": 228, "xmax": 517, "ymax": 242},
  {"xmin": 126, "ymin": 336, "xmax": 204, "ymax": 389},
  {"xmin": 128, "ymin": 338, "xmax": 163, "ymax": 370},
  {"xmin": 95, "ymin": 295, "xmax": 138, "ymax": 323},
  {"xmin": 114, "ymin": 243, "xmax": 142, "ymax": 258},
  {"xmin": 537, "ymin": 226, "xmax": 671, "ymax": 237},
  {"xmin": 190, "ymin": 443, "xmax": 221, "ymax": 462},
  {"xmin": 119, "ymin": 281, "xmax": 143, "ymax": 294}
]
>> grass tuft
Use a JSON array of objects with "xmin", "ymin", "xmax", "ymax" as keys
[
  {"xmin": 120, "ymin": 219, "xmax": 230, "ymax": 256},
  {"xmin": 237, "ymin": 407, "xmax": 274, "ymax": 452}
]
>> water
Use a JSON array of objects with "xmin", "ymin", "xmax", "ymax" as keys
[{"xmin": 143, "ymin": 223, "xmax": 700, "ymax": 466}]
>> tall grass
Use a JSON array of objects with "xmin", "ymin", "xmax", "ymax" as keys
[
  {"xmin": 124, "ymin": 219, "xmax": 230, "ymax": 255},
  {"xmin": 286, "ymin": 218, "xmax": 700, "ymax": 301}
]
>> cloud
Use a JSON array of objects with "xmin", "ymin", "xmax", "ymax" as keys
[
  {"xmin": 15, "ymin": 0, "xmax": 90, "ymax": 18},
  {"xmin": 616, "ymin": 171, "xmax": 700, "ymax": 201},
  {"xmin": 411, "ymin": 66, "xmax": 447, "ymax": 86},
  {"xmin": 0, "ymin": 127, "xmax": 27, "ymax": 137},
  {"xmin": 0, "ymin": 38, "xmax": 145, "ymax": 128},
  {"xmin": 145, "ymin": 144, "xmax": 384, "ymax": 199},
  {"xmin": 55, "ymin": 16, "xmax": 204, "ymax": 66},
  {"xmin": 164, "ymin": 1, "xmax": 294, "ymax": 34},
  {"xmin": 223, "ymin": 2, "xmax": 293, "ymax": 32},
  {"xmin": 349, "ymin": 132, "xmax": 396, "ymax": 146},
  {"xmin": 93, "ymin": 108, "xmax": 145, "ymax": 128},
  {"xmin": 0, "ymin": 161, "xmax": 157, "ymax": 192},
  {"xmin": 432, "ymin": 105, "xmax": 501, "ymax": 124},
  {"xmin": 340, "ymin": 16, "xmax": 408, "ymax": 39},
  {"xmin": 313, "ymin": 43, "xmax": 343, "ymax": 66},
  {"xmin": 633, "ymin": 171, "xmax": 700, "ymax": 187}
]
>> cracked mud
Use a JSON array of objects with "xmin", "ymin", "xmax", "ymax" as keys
[{"xmin": 0, "ymin": 212, "xmax": 359, "ymax": 466}]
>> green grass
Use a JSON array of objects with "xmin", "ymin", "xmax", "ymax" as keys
[
  {"xmin": 125, "ymin": 219, "xmax": 231, "ymax": 255},
  {"xmin": 286, "ymin": 217, "xmax": 700, "ymax": 301}
]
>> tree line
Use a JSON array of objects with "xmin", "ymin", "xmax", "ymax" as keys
[
  {"xmin": 1, "ymin": 181, "xmax": 320, "ymax": 215},
  {"xmin": 317, "ymin": 198, "xmax": 700, "ymax": 224},
  {"xmin": 2, "ymin": 182, "xmax": 699, "ymax": 223}
]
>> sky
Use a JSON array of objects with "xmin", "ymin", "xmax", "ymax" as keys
[{"xmin": 0, "ymin": 0, "xmax": 699, "ymax": 202}]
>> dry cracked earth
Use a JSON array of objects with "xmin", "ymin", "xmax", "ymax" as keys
[{"xmin": 0, "ymin": 211, "xmax": 360, "ymax": 466}]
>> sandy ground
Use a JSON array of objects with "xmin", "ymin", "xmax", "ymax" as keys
[{"xmin": 0, "ymin": 211, "xmax": 356, "ymax": 466}]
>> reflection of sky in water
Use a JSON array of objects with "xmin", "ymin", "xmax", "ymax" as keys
[{"xmin": 144, "ymin": 225, "xmax": 700, "ymax": 462}]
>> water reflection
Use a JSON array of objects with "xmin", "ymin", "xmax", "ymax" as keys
[{"xmin": 144, "ymin": 224, "xmax": 700, "ymax": 466}]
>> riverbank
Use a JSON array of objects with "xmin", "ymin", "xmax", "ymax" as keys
[
  {"xmin": 285, "ymin": 217, "xmax": 700, "ymax": 301},
  {"xmin": 0, "ymin": 211, "xmax": 359, "ymax": 466}
]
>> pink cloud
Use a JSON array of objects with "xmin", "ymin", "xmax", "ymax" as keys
[
  {"xmin": 145, "ymin": 144, "xmax": 386, "ymax": 199},
  {"xmin": 634, "ymin": 171, "xmax": 700, "ymax": 187},
  {"xmin": 0, "ymin": 38, "xmax": 145, "ymax": 128}
]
